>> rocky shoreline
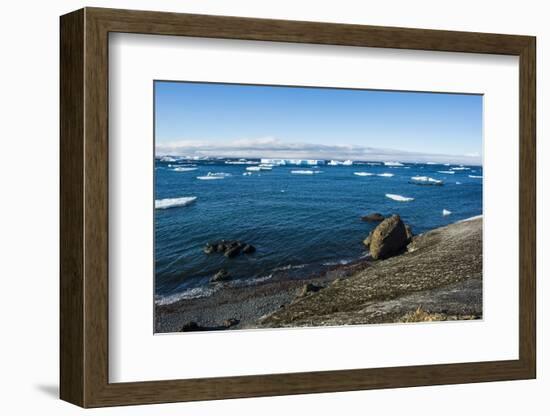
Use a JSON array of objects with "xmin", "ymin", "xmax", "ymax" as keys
[{"xmin": 155, "ymin": 216, "xmax": 482, "ymax": 333}]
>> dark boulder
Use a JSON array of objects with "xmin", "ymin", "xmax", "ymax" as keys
[
  {"xmin": 369, "ymin": 214, "xmax": 409, "ymax": 260},
  {"xmin": 223, "ymin": 318, "xmax": 240, "ymax": 328},
  {"xmin": 405, "ymin": 224, "xmax": 413, "ymax": 241},
  {"xmin": 361, "ymin": 213, "xmax": 385, "ymax": 222},
  {"xmin": 211, "ymin": 269, "xmax": 230, "ymax": 282},
  {"xmin": 363, "ymin": 231, "xmax": 374, "ymax": 248},
  {"xmin": 242, "ymin": 244, "xmax": 256, "ymax": 254},
  {"xmin": 224, "ymin": 245, "xmax": 242, "ymax": 258},
  {"xmin": 298, "ymin": 283, "xmax": 323, "ymax": 298},
  {"xmin": 203, "ymin": 243, "xmax": 216, "ymax": 254},
  {"xmin": 181, "ymin": 321, "xmax": 201, "ymax": 332}
]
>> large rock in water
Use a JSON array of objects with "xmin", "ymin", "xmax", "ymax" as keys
[{"xmin": 369, "ymin": 214, "xmax": 410, "ymax": 260}]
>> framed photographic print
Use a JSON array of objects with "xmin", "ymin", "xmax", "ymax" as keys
[{"xmin": 60, "ymin": 7, "xmax": 536, "ymax": 408}]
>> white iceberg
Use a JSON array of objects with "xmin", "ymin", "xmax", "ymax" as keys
[
  {"xmin": 410, "ymin": 176, "xmax": 443, "ymax": 184},
  {"xmin": 155, "ymin": 196, "xmax": 197, "ymax": 209},
  {"xmin": 291, "ymin": 170, "xmax": 321, "ymax": 175},
  {"xmin": 386, "ymin": 193, "xmax": 414, "ymax": 202}
]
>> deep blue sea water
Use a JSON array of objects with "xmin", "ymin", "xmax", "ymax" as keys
[{"xmin": 154, "ymin": 160, "xmax": 482, "ymax": 305}]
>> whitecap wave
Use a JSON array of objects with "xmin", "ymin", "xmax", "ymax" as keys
[
  {"xmin": 468, "ymin": 175, "xmax": 483, "ymax": 179},
  {"xmin": 437, "ymin": 170, "xmax": 455, "ymax": 174},
  {"xmin": 155, "ymin": 196, "xmax": 197, "ymax": 209},
  {"xmin": 455, "ymin": 181, "xmax": 462, "ymax": 185},
  {"xmin": 386, "ymin": 193, "xmax": 414, "ymax": 202},
  {"xmin": 384, "ymin": 161, "xmax": 404, "ymax": 166},
  {"xmin": 442, "ymin": 209, "xmax": 452, "ymax": 216},
  {"xmin": 155, "ymin": 286, "xmax": 218, "ymax": 305},
  {"xmin": 173, "ymin": 167, "xmax": 197, "ymax": 172},
  {"xmin": 377, "ymin": 173, "xmax": 394, "ymax": 177},
  {"xmin": 246, "ymin": 166, "xmax": 262, "ymax": 171},
  {"xmin": 451, "ymin": 166, "xmax": 471, "ymax": 171},
  {"xmin": 353, "ymin": 172, "xmax": 374, "ymax": 176}
]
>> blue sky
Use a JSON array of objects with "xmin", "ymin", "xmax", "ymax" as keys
[{"xmin": 155, "ymin": 81, "xmax": 483, "ymax": 164}]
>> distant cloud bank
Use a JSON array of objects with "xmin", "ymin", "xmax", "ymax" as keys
[{"xmin": 156, "ymin": 137, "xmax": 482, "ymax": 165}]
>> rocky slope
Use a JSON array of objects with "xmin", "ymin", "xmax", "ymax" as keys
[{"xmin": 258, "ymin": 217, "xmax": 482, "ymax": 328}]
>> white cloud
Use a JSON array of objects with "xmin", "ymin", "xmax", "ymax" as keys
[{"xmin": 156, "ymin": 137, "xmax": 482, "ymax": 165}]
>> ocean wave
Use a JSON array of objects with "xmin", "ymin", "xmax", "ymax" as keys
[
  {"xmin": 322, "ymin": 259, "xmax": 352, "ymax": 266},
  {"xmin": 386, "ymin": 193, "xmax": 414, "ymax": 202},
  {"xmin": 410, "ymin": 176, "xmax": 442, "ymax": 184},
  {"xmin": 353, "ymin": 172, "xmax": 374, "ymax": 176},
  {"xmin": 246, "ymin": 166, "xmax": 262, "ymax": 171},
  {"xmin": 155, "ymin": 196, "xmax": 197, "ymax": 209},
  {"xmin": 451, "ymin": 166, "xmax": 470, "ymax": 171},
  {"xmin": 272, "ymin": 264, "xmax": 306, "ymax": 272},
  {"xmin": 384, "ymin": 161, "xmax": 404, "ymax": 166},
  {"xmin": 377, "ymin": 173, "xmax": 394, "ymax": 177},
  {"xmin": 455, "ymin": 181, "xmax": 462, "ymax": 185},
  {"xmin": 437, "ymin": 170, "xmax": 455, "ymax": 174},
  {"xmin": 458, "ymin": 214, "xmax": 482, "ymax": 223},
  {"xmin": 442, "ymin": 209, "xmax": 452, "ymax": 216},
  {"xmin": 155, "ymin": 286, "xmax": 218, "ymax": 305},
  {"xmin": 173, "ymin": 167, "xmax": 197, "ymax": 172},
  {"xmin": 468, "ymin": 175, "xmax": 483, "ymax": 179}
]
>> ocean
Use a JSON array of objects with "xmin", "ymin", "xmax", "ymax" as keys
[{"xmin": 154, "ymin": 159, "xmax": 482, "ymax": 305}]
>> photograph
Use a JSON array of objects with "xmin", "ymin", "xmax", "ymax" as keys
[{"xmin": 153, "ymin": 81, "xmax": 483, "ymax": 333}]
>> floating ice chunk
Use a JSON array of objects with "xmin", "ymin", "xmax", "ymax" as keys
[
  {"xmin": 442, "ymin": 209, "xmax": 452, "ymax": 216},
  {"xmin": 291, "ymin": 170, "xmax": 321, "ymax": 175},
  {"xmin": 384, "ymin": 161, "xmax": 404, "ymax": 166},
  {"xmin": 246, "ymin": 166, "xmax": 262, "ymax": 171},
  {"xmin": 377, "ymin": 173, "xmax": 394, "ymax": 177},
  {"xmin": 437, "ymin": 170, "xmax": 455, "ymax": 174},
  {"xmin": 160, "ymin": 156, "xmax": 177, "ymax": 162},
  {"xmin": 197, "ymin": 172, "xmax": 229, "ymax": 180},
  {"xmin": 455, "ymin": 181, "xmax": 462, "ymax": 185},
  {"xmin": 173, "ymin": 167, "xmax": 197, "ymax": 172},
  {"xmin": 353, "ymin": 172, "xmax": 374, "ymax": 176},
  {"xmin": 410, "ymin": 176, "xmax": 442, "ymax": 184},
  {"xmin": 155, "ymin": 196, "xmax": 197, "ymax": 209},
  {"xmin": 386, "ymin": 193, "xmax": 414, "ymax": 202},
  {"xmin": 342, "ymin": 160, "xmax": 353, "ymax": 166}
]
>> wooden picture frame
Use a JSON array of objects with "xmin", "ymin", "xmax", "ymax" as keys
[{"xmin": 60, "ymin": 7, "xmax": 536, "ymax": 408}]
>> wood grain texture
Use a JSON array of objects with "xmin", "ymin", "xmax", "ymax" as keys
[
  {"xmin": 59, "ymin": 8, "xmax": 84, "ymax": 407},
  {"xmin": 59, "ymin": 7, "xmax": 537, "ymax": 408}
]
